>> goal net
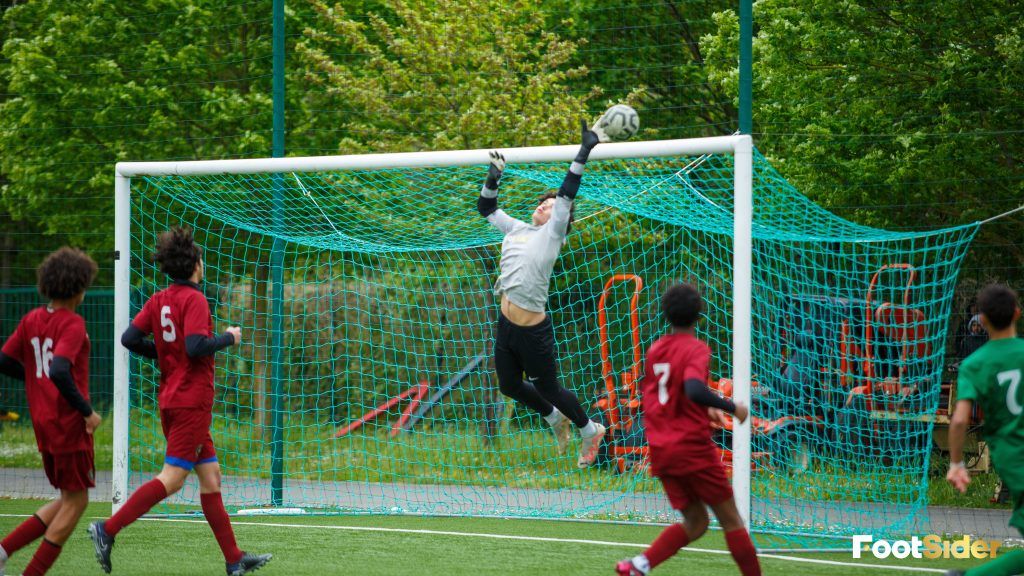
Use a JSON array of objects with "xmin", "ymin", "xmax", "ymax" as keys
[{"xmin": 114, "ymin": 137, "xmax": 979, "ymax": 549}]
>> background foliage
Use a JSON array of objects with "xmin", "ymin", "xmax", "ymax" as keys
[{"xmin": 0, "ymin": 0, "xmax": 1021, "ymax": 428}]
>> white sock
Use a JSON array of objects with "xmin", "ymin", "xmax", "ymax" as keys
[
  {"xmin": 632, "ymin": 554, "xmax": 651, "ymax": 574},
  {"xmin": 580, "ymin": 420, "xmax": 599, "ymax": 438},
  {"xmin": 543, "ymin": 408, "xmax": 563, "ymax": 426}
]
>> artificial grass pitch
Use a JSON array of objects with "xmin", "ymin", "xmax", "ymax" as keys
[{"xmin": 0, "ymin": 499, "xmax": 985, "ymax": 575}]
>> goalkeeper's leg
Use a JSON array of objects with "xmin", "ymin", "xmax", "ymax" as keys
[
  {"xmin": 495, "ymin": 316, "xmax": 577, "ymax": 455},
  {"xmin": 495, "ymin": 319, "xmax": 555, "ymax": 416},
  {"xmin": 512, "ymin": 317, "xmax": 605, "ymax": 467}
]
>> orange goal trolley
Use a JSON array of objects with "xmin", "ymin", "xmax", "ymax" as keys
[{"xmin": 594, "ymin": 274, "xmax": 648, "ymax": 473}]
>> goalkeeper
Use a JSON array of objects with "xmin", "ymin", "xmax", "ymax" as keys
[
  {"xmin": 477, "ymin": 119, "xmax": 607, "ymax": 468},
  {"xmin": 946, "ymin": 284, "xmax": 1024, "ymax": 576}
]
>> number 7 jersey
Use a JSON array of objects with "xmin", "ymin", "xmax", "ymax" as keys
[
  {"xmin": 957, "ymin": 337, "xmax": 1024, "ymax": 484},
  {"xmin": 132, "ymin": 282, "xmax": 217, "ymax": 411},
  {"xmin": 640, "ymin": 332, "xmax": 719, "ymax": 476}
]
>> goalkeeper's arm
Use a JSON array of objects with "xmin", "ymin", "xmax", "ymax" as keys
[
  {"xmin": 549, "ymin": 120, "xmax": 601, "ymax": 236},
  {"xmin": 477, "ymin": 150, "xmax": 504, "ymax": 218},
  {"xmin": 478, "ymin": 151, "xmax": 520, "ymax": 234}
]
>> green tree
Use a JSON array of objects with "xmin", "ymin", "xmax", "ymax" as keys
[
  {"xmin": 295, "ymin": 0, "xmax": 606, "ymax": 153},
  {"xmin": 0, "ymin": 0, "xmax": 275, "ymax": 272},
  {"xmin": 555, "ymin": 0, "xmax": 737, "ymax": 139},
  {"xmin": 702, "ymin": 0, "xmax": 1024, "ymax": 274}
]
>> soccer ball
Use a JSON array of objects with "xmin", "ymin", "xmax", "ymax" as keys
[{"xmin": 596, "ymin": 104, "xmax": 639, "ymax": 141}]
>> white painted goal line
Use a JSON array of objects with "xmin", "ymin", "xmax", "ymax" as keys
[{"xmin": 124, "ymin": 516, "xmax": 945, "ymax": 574}]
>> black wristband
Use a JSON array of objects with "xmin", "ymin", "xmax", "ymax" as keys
[
  {"xmin": 485, "ymin": 172, "xmax": 500, "ymax": 191},
  {"xmin": 477, "ymin": 194, "xmax": 497, "ymax": 217},
  {"xmin": 574, "ymin": 145, "xmax": 593, "ymax": 165}
]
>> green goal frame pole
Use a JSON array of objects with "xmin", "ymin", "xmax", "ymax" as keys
[{"xmin": 269, "ymin": 0, "xmax": 286, "ymax": 506}]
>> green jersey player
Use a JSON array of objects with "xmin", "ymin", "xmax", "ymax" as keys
[{"xmin": 947, "ymin": 284, "xmax": 1024, "ymax": 576}]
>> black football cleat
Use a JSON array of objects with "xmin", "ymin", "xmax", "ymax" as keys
[
  {"xmin": 227, "ymin": 551, "xmax": 273, "ymax": 576},
  {"xmin": 87, "ymin": 520, "xmax": 114, "ymax": 574}
]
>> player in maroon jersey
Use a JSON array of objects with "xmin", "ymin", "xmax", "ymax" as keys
[
  {"xmin": 616, "ymin": 283, "xmax": 761, "ymax": 576},
  {"xmin": 87, "ymin": 228, "xmax": 271, "ymax": 576},
  {"xmin": 0, "ymin": 247, "xmax": 100, "ymax": 576}
]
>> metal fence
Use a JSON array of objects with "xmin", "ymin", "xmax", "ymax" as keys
[{"xmin": 0, "ymin": 288, "xmax": 115, "ymax": 416}]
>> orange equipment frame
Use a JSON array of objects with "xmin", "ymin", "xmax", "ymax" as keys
[
  {"xmin": 596, "ymin": 274, "xmax": 648, "ymax": 472},
  {"xmin": 847, "ymin": 263, "xmax": 923, "ymax": 410}
]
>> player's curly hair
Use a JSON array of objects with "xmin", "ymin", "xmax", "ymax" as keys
[
  {"xmin": 977, "ymin": 284, "xmax": 1020, "ymax": 330},
  {"xmin": 538, "ymin": 192, "xmax": 576, "ymax": 233},
  {"xmin": 154, "ymin": 227, "xmax": 203, "ymax": 281},
  {"xmin": 662, "ymin": 283, "xmax": 703, "ymax": 328},
  {"xmin": 37, "ymin": 247, "xmax": 98, "ymax": 300}
]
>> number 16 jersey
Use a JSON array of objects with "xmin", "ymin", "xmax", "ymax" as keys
[{"xmin": 2, "ymin": 307, "xmax": 91, "ymax": 454}]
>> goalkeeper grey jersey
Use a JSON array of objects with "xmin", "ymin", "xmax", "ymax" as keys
[{"xmin": 487, "ymin": 196, "xmax": 573, "ymax": 313}]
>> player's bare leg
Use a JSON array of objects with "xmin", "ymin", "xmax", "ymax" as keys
[
  {"xmin": 22, "ymin": 489, "xmax": 87, "ymax": 576},
  {"xmin": 155, "ymin": 463, "xmax": 189, "ymax": 494},
  {"xmin": 617, "ymin": 501, "xmax": 707, "ymax": 575},
  {"xmin": 710, "ymin": 498, "xmax": 761, "ymax": 576},
  {"xmin": 0, "ymin": 500, "xmax": 62, "ymax": 575},
  {"xmin": 196, "ymin": 462, "xmax": 272, "ymax": 575}
]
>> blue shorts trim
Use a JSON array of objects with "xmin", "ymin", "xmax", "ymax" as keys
[
  {"xmin": 165, "ymin": 455, "xmax": 196, "ymax": 471},
  {"xmin": 196, "ymin": 456, "xmax": 218, "ymax": 465}
]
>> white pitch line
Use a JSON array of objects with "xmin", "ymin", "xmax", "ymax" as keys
[
  {"xmin": 135, "ymin": 517, "xmax": 945, "ymax": 574},
  {"xmin": 0, "ymin": 513, "xmax": 947, "ymax": 573}
]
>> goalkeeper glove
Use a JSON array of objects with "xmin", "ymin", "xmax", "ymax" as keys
[
  {"xmin": 485, "ymin": 150, "xmax": 505, "ymax": 191},
  {"xmin": 574, "ymin": 119, "xmax": 602, "ymax": 166},
  {"xmin": 478, "ymin": 150, "xmax": 505, "ymax": 216}
]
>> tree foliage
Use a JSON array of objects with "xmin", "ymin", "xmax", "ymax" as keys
[
  {"xmin": 703, "ymin": 0, "xmax": 1024, "ymax": 277},
  {"xmin": 295, "ymin": 0, "xmax": 602, "ymax": 153},
  {"xmin": 558, "ymin": 0, "xmax": 736, "ymax": 138},
  {"xmin": 0, "ymin": 0, "xmax": 273, "ymax": 269}
]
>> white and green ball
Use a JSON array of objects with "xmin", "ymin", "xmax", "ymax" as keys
[{"xmin": 598, "ymin": 104, "xmax": 639, "ymax": 141}]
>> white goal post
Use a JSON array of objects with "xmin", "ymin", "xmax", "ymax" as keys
[{"xmin": 112, "ymin": 135, "xmax": 754, "ymax": 525}]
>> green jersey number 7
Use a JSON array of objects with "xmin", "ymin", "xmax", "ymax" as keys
[{"xmin": 997, "ymin": 369, "xmax": 1023, "ymax": 416}]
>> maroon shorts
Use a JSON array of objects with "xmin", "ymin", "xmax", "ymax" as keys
[
  {"xmin": 161, "ymin": 408, "xmax": 217, "ymax": 470},
  {"xmin": 659, "ymin": 462, "xmax": 733, "ymax": 511},
  {"xmin": 42, "ymin": 450, "xmax": 95, "ymax": 492}
]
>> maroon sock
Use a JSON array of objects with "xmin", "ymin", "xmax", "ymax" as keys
[
  {"xmin": 201, "ymin": 492, "xmax": 243, "ymax": 564},
  {"xmin": 724, "ymin": 528, "xmax": 761, "ymax": 576},
  {"xmin": 644, "ymin": 523, "xmax": 690, "ymax": 569},
  {"xmin": 104, "ymin": 479, "xmax": 167, "ymax": 537},
  {"xmin": 1, "ymin": 514, "xmax": 47, "ymax": 556},
  {"xmin": 22, "ymin": 539, "xmax": 61, "ymax": 576}
]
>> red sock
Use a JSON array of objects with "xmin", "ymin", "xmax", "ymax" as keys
[
  {"xmin": 201, "ymin": 492, "xmax": 243, "ymax": 564},
  {"xmin": 104, "ymin": 479, "xmax": 167, "ymax": 537},
  {"xmin": 725, "ymin": 528, "xmax": 761, "ymax": 576},
  {"xmin": 644, "ymin": 523, "xmax": 690, "ymax": 569},
  {"xmin": 22, "ymin": 539, "xmax": 61, "ymax": 576},
  {"xmin": 1, "ymin": 514, "xmax": 47, "ymax": 556}
]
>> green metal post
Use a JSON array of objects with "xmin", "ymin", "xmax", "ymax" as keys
[
  {"xmin": 739, "ymin": 0, "xmax": 753, "ymax": 135},
  {"xmin": 270, "ymin": 0, "xmax": 286, "ymax": 506}
]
